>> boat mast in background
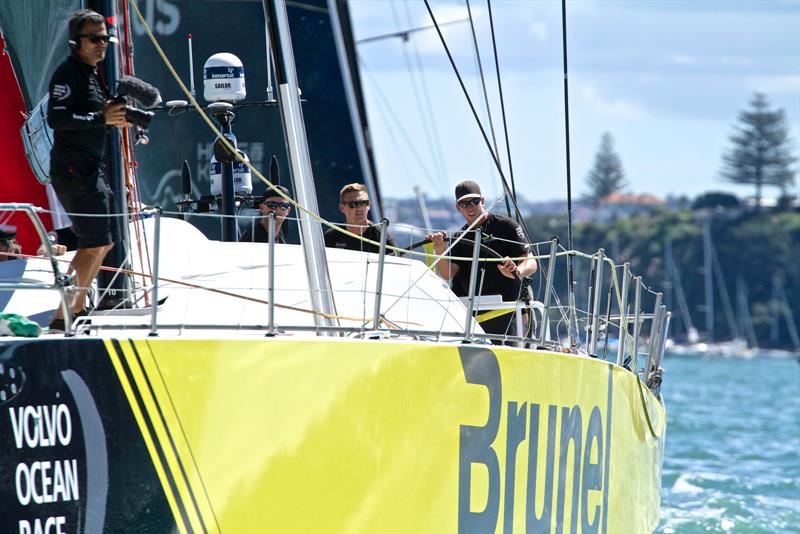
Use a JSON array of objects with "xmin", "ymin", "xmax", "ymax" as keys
[
  {"xmin": 665, "ymin": 237, "xmax": 699, "ymax": 343},
  {"xmin": 771, "ymin": 273, "xmax": 800, "ymax": 350},
  {"xmin": 702, "ymin": 216, "xmax": 715, "ymax": 341},
  {"xmin": 413, "ymin": 185, "xmax": 433, "ymax": 231}
]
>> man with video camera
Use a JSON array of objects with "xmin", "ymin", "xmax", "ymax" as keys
[{"xmin": 45, "ymin": 9, "xmax": 129, "ymax": 331}]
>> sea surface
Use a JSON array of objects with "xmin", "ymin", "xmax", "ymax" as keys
[{"xmin": 656, "ymin": 354, "xmax": 800, "ymax": 533}]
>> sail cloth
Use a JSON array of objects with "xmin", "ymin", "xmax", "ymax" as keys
[
  {"xmin": 0, "ymin": 0, "xmax": 78, "ymax": 110},
  {"xmin": 0, "ymin": 31, "xmax": 54, "ymax": 253}
]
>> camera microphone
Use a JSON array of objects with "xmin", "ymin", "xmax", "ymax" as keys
[
  {"xmin": 113, "ymin": 76, "xmax": 162, "ymax": 130},
  {"xmin": 117, "ymin": 75, "xmax": 162, "ymax": 108}
]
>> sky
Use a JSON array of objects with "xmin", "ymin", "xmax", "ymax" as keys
[{"xmin": 348, "ymin": 0, "xmax": 800, "ymax": 203}]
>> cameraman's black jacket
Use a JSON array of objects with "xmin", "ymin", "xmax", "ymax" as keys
[{"xmin": 47, "ymin": 54, "xmax": 111, "ymax": 171}]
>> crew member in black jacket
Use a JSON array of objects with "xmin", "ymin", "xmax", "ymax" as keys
[
  {"xmin": 46, "ymin": 9, "xmax": 128, "ymax": 330},
  {"xmin": 427, "ymin": 181, "xmax": 538, "ymax": 342},
  {"xmin": 324, "ymin": 183, "xmax": 396, "ymax": 254}
]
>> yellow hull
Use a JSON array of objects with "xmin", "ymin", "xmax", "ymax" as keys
[{"xmin": 2, "ymin": 337, "xmax": 665, "ymax": 533}]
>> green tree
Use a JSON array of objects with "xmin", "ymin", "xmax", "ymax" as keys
[
  {"xmin": 584, "ymin": 132, "xmax": 627, "ymax": 206},
  {"xmin": 721, "ymin": 93, "xmax": 797, "ymax": 210}
]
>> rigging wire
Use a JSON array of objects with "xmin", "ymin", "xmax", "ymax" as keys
[
  {"xmin": 486, "ymin": 0, "xmax": 518, "ymax": 212},
  {"xmin": 390, "ymin": 0, "xmax": 449, "ymax": 193},
  {"xmin": 359, "ymin": 57, "xmax": 440, "ymax": 191},
  {"xmin": 117, "ymin": 0, "xmax": 152, "ymax": 306},
  {"xmin": 356, "ymin": 17, "xmax": 468, "ymax": 44},
  {"xmin": 464, "ymin": 0, "xmax": 510, "ymax": 218},
  {"xmin": 421, "ymin": 0, "xmax": 532, "ymax": 242},
  {"xmin": 402, "ymin": 0, "xmax": 450, "ymax": 189},
  {"xmin": 560, "ymin": 0, "xmax": 580, "ymax": 348}
]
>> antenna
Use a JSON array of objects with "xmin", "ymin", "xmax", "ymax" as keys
[
  {"xmin": 187, "ymin": 33, "xmax": 196, "ymax": 98},
  {"xmin": 181, "ymin": 160, "xmax": 192, "ymax": 199},
  {"xmin": 264, "ymin": 19, "xmax": 274, "ymax": 101}
]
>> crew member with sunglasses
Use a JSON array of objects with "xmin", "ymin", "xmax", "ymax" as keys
[
  {"xmin": 240, "ymin": 185, "xmax": 293, "ymax": 244},
  {"xmin": 427, "ymin": 180, "xmax": 537, "ymax": 341},
  {"xmin": 0, "ymin": 229, "xmax": 22, "ymax": 262},
  {"xmin": 45, "ymin": 9, "xmax": 129, "ymax": 331},
  {"xmin": 324, "ymin": 183, "xmax": 396, "ymax": 254}
]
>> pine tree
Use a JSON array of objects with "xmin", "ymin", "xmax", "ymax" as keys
[
  {"xmin": 721, "ymin": 93, "xmax": 797, "ymax": 210},
  {"xmin": 584, "ymin": 132, "xmax": 626, "ymax": 206}
]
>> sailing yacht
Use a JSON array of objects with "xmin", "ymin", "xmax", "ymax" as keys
[{"xmin": 0, "ymin": 1, "xmax": 670, "ymax": 531}]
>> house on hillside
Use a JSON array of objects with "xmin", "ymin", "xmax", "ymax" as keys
[{"xmin": 595, "ymin": 192, "xmax": 666, "ymax": 222}]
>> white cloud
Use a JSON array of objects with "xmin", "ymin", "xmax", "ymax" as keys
[
  {"xmin": 581, "ymin": 84, "xmax": 646, "ymax": 120},
  {"xmin": 527, "ymin": 20, "xmax": 548, "ymax": 42},
  {"xmin": 667, "ymin": 53, "xmax": 756, "ymax": 68},
  {"xmin": 668, "ymin": 54, "xmax": 698, "ymax": 66},
  {"xmin": 718, "ymin": 55, "xmax": 755, "ymax": 68},
  {"xmin": 744, "ymin": 75, "xmax": 800, "ymax": 94},
  {"xmin": 413, "ymin": 3, "xmax": 474, "ymax": 55}
]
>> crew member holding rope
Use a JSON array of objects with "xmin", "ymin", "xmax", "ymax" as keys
[
  {"xmin": 46, "ymin": 9, "xmax": 129, "ymax": 331},
  {"xmin": 324, "ymin": 183, "xmax": 396, "ymax": 254},
  {"xmin": 427, "ymin": 181, "xmax": 537, "ymax": 342}
]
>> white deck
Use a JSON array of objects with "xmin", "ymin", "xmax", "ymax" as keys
[{"xmin": 1, "ymin": 218, "xmax": 480, "ymax": 339}]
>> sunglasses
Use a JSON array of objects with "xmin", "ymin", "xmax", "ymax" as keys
[
  {"xmin": 264, "ymin": 201, "xmax": 290, "ymax": 210},
  {"xmin": 344, "ymin": 200, "xmax": 369, "ymax": 209},
  {"xmin": 80, "ymin": 33, "xmax": 111, "ymax": 44},
  {"xmin": 457, "ymin": 197, "xmax": 482, "ymax": 209}
]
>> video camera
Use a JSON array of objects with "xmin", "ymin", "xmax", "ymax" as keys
[{"xmin": 112, "ymin": 76, "xmax": 161, "ymax": 130}]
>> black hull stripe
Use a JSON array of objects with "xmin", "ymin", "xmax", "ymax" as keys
[
  {"xmin": 128, "ymin": 340, "xmax": 208, "ymax": 533},
  {"xmin": 143, "ymin": 338, "xmax": 222, "ymax": 532},
  {"xmin": 110, "ymin": 339, "xmax": 192, "ymax": 532}
]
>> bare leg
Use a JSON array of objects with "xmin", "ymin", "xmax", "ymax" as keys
[{"xmin": 53, "ymin": 243, "xmax": 113, "ymax": 319}]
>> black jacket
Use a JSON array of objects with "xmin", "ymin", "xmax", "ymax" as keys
[
  {"xmin": 47, "ymin": 54, "xmax": 110, "ymax": 170},
  {"xmin": 450, "ymin": 212, "xmax": 530, "ymax": 301},
  {"xmin": 324, "ymin": 224, "xmax": 396, "ymax": 254}
]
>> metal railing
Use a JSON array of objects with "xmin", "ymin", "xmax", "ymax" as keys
[{"xmin": 0, "ymin": 204, "xmax": 669, "ymax": 390}]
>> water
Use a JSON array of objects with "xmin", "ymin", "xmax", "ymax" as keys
[{"xmin": 657, "ymin": 354, "xmax": 800, "ymax": 533}]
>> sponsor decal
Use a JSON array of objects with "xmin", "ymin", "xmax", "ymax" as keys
[
  {"xmin": 7, "ymin": 399, "xmax": 84, "ymax": 533},
  {"xmin": 1, "ymin": 342, "xmax": 174, "ymax": 533},
  {"xmin": 457, "ymin": 348, "xmax": 613, "ymax": 533},
  {"xmin": 51, "ymin": 84, "xmax": 71, "ymax": 102},
  {"xmin": 204, "ymin": 66, "xmax": 244, "ymax": 80}
]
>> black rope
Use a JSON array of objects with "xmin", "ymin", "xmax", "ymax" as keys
[
  {"xmin": 422, "ymin": 0, "xmax": 532, "ymax": 242},
  {"xmin": 560, "ymin": 0, "xmax": 575, "ymax": 254},
  {"xmin": 486, "ymin": 0, "xmax": 518, "ymax": 219},
  {"xmin": 464, "ymin": 0, "xmax": 510, "ymax": 218},
  {"xmin": 561, "ymin": 0, "xmax": 579, "ymax": 348}
]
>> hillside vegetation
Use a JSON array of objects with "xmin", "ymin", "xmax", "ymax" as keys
[{"xmin": 525, "ymin": 208, "xmax": 800, "ymax": 349}]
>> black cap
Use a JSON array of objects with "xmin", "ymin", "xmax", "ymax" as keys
[
  {"xmin": 0, "ymin": 226, "xmax": 17, "ymax": 240},
  {"xmin": 455, "ymin": 180, "xmax": 481, "ymax": 201},
  {"xmin": 260, "ymin": 185, "xmax": 290, "ymax": 204}
]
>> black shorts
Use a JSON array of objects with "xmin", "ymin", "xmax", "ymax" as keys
[{"xmin": 50, "ymin": 159, "xmax": 115, "ymax": 249}]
